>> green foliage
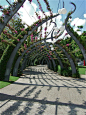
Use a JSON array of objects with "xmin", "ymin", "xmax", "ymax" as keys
[
  {"xmin": 60, "ymin": 68, "xmax": 72, "ymax": 77},
  {"xmin": 0, "ymin": 42, "xmax": 7, "ymax": 58},
  {"xmin": 72, "ymin": 73, "xmax": 80, "ymax": 78},
  {"xmin": 17, "ymin": 30, "xmax": 27, "ymax": 40},
  {"xmin": 8, "ymin": 16, "xmax": 25, "ymax": 36},
  {"xmin": 0, "ymin": 45, "xmax": 14, "ymax": 80},
  {"xmin": 68, "ymin": 12, "xmax": 72, "ymax": 16},
  {"xmin": 54, "ymin": 59, "xmax": 58, "ymax": 72},
  {"xmin": 0, "ymin": 7, "xmax": 86, "ymax": 81},
  {"xmin": 17, "ymin": 68, "xmax": 22, "ymax": 76},
  {"xmin": 77, "ymin": 25, "xmax": 83, "ymax": 29},
  {"xmin": 79, "ymin": 35, "xmax": 86, "ymax": 49},
  {"xmin": 57, "ymin": 65, "xmax": 80, "ymax": 78},
  {"xmin": 77, "ymin": 29, "xmax": 81, "ymax": 31}
]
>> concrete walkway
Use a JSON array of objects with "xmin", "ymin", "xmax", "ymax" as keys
[{"xmin": 0, "ymin": 65, "xmax": 86, "ymax": 115}]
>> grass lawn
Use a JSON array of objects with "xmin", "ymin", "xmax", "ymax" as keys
[
  {"xmin": 78, "ymin": 66, "xmax": 86, "ymax": 74},
  {"xmin": 57, "ymin": 65, "xmax": 86, "ymax": 75},
  {"xmin": 0, "ymin": 76, "xmax": 19, "ymax": 89}
]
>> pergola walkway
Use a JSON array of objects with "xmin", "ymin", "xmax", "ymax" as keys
[{"xmin": 0, "ymin": 65, "xmax": 86, "ymax": 115}]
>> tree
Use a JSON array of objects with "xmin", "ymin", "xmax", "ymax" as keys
[{"xmin": 7, "ymin": 14, "xmax": 25, "ymax": 36}]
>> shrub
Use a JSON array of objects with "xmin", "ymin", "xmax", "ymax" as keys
[
  {"xmin": 0, "ymin": 45, "xmax": 14, "ymax": 80},
  {"xmin": 72, "ymin": 72, "xmax": 80, "ymax": 78},
  {"xmin": 61, "ymin": 68, "xmax": 72, "ymax": 77}
]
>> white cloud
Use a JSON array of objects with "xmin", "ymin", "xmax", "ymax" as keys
[
  {"xmin": 71, "ymin": 18, "xmax": 86, "ymax": 27},
  {"xmin": 77, "ymin": 31, "xmax": 82, "ymax": 35},
  {"xmin": 74, "ymin": 27, "xmax": 78, "ymax": 31},
  {"xmin": 46, "ymin": 29, "xmax": 69, "ymax": 43},
  {"xmin": 18, "ymin": 0, "xmax": 38, "ymax": 25},
  {"xmin": 13, "ymin": 0, "xmax": 85, "ymax": 44},
  {"xmin": 68, "ymin": 18, "xmax": 72, "ymax": 23},
  {"xmin": 55, "ymin": 15, "xmax": 63, "ymax": 28},
  {"xmin": 38, "ymin": 13, "xmax": 63, "ymax": 39},
  {"xmin": 31, "ymin": 2, "xmax": 37, "ymax": 12},
  {"xmin": 74, "ymin": 27, "xmax": 82, "ymax": 35},
  {"xmin": 4, "ymin": 5, "xmax": 9, "ymax": 8},
  {"xmin": 64, "ymin": 34, "xmax": 71, "ymax": 39},
  {"xmin": 84, "ymin": 14, "xmax": 86, "ymax": 18},
  {"xmin": 18, "ymin": 0, "xmax": 64, "ymax": 42},
  {"xmin": 33, "ymin": 12, "xmax": 63, "ymax": 39},
  {"xmin": 18, "ymin": 0, "xmax": 63, "ymax": 27}
]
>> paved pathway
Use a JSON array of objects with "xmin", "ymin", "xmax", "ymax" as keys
[{"xmin": 0, "ymin": 65, "xmax": 86, "ymax": 115}]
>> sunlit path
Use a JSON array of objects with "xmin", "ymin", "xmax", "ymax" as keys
[{"xmin": 0, "ymin": 65, "xmax": 86, "ymax": 115}]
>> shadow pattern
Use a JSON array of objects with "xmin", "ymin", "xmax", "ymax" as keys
[{"xmin": 0, "ymin": 65, "xmax": 86, "ymax": 115}]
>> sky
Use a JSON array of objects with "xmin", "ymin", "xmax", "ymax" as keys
[{"xmin": 0, "ymin": 0, "xmax": 86, "ymax": 42}]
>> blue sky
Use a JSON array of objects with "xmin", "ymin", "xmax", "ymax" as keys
[
  {"xmin": 0, "ymin": 0, "xmax": 86, "ymax": 21},
  {"xmin": 33, "ymin": 0, "xmax": 86, "ymax": 29},
  {"xmin": 0, "ymin": 0, "xmax": 86, "ymax": 26},
  {"xmin": 0, "ymin": 0, "xmax": 86, "ymax": 41}
]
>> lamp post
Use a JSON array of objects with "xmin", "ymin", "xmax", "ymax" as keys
[
  {"xmin": 58, "ymin": 1, "xmax": 67, "ymax": 15},
  {"xmin": 61, "ymin": 8, "xmax": 67, "ymax": 14},
  {"xmin": 58, "ymin": 8, "xmax": 67, "ymax": 14},
  {"xmin": 14, "ymin": 0, "xmax": 18, "ymax": 2},
  {"xmin": 51, "ymin": 47, "xmax": 54, "ymax": 51},
  {"xmin": 59, "ymin": 26, "xmax": 65, "ymax": 32},
  {"xmin": 50, "ymin": 44, "xmax": 53, "ymax": 47},
  {"xmin": 54, "ymin": 27, "xmax": 59, "ymax": 31},
  {"xmin": 50, "ymin": 44, "xmax": 54, "ymax": 51},
  {"xmin": 54, "ymin": 31, "xmax": 57, "ymax": 36}
]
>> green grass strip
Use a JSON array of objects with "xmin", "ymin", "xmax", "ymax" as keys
[
  {"xmin": 0, "ymin": 76, "xmax": 19, "ymax": 89},
  {"xmin": 78, "ymin": 66, "xmax": 86, "ymax": 75},
  {"xmin": 57, "ymin": 65, "xmax": 86, "ymax": 75}
]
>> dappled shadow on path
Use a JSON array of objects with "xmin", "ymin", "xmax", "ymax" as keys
[
  {"xmin": 0, "ymin": 93, "xmax": 86, "ymax": 109},
  {"xmin": 0, "ymin": 65, "xmax": 86, "ymax": 115},
  {"xmin": 0, "ymin": 92, "xmax": 86, "ymax": 115}
]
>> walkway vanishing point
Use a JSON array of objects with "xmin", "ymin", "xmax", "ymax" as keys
[{"xmin": 0, "ymin": 65, "xmax": 86, "ymax": 115}]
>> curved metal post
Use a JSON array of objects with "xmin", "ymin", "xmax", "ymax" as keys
[
  {"xmin": 4, "ymin": 13, "xmax": 60, "ymax": 81},
  {"xmin": 0, "ymin": 0, "xmax": 26, "ymax": 34},
  {"xmin": 13, "ymin": 45, "xmax": 53, "ymax": 76},
  {"xmin": 65, "ymin": 2, "xmax": 86, "ymax": 64},
  {"xmin": 44, "ymin": 40, "xmax": 64, "ymax": 70},
  {"xmin": 55, "ymin": 43, "xmax": 77, "ymax": 74},
  {"xmin": 25, "ymin": 50, "xmax": 52, "ymax": 69},
  {"xmin": 26, "ymin": 53, "xmax": 51, "ymax": 69}
]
